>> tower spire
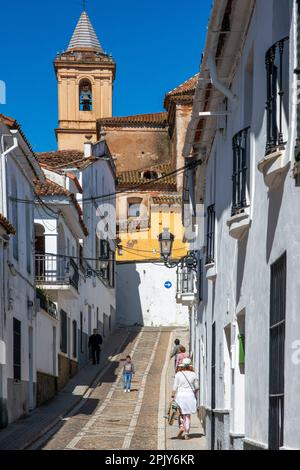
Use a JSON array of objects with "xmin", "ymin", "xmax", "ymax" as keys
[{"xmin": 67, "ymin": 10, "xmax": 103, "ymax": 52}]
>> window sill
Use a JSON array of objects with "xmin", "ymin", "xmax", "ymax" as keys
[
  {"xmin": 205, "ymin": 262, "xmax": 217, "ymax": 281},
  {"xmin": 181, "ymin": 292, "xmax": 197, "ymax": 306},
  {"xmin": 257, "ymin": 149, "xmax": 289, "ymax": 188},
  {"xmin": 227, "ymin": 210, "xmax": 251, "ymax": 240}
]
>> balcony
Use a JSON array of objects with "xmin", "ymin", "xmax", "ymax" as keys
[
  {"xmin": 117, "ymin": 218, "xmax": 149, "ymax": 234},
  {"xmin": 258, "ymin": 37, "xmax": 290, "ymax": 188},
  {"xmin": 36, "ymin": 288, "xmax": 58, "ymax": 320},
  {"xmin": 176, "ymin": 267, "xmax": 196, "ymax": 306},
  {"xmin": 35, "ymin": 254, "xmax": 79, "ymax": 299}
]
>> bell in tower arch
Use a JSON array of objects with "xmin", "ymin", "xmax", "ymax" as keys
[{"xmin": 80, "ymin": 80, "xmax": 92, "ymax": 111}]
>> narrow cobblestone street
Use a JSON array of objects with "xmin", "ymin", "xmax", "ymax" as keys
[{"xmin": 32, "ymin": 327, "xmax": 205, "ymax": 451}]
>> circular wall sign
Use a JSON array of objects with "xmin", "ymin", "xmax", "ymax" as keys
[{"xmin": 164, "ymin": 281, "xmax": 172, "ymax": 289}]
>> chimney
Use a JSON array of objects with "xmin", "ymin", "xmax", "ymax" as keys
[{"xmin": 84, "ymin": 134, "xmax": 93, "ymax": 158}]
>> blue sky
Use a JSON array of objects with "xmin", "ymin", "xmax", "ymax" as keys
[{"xmin": 0, "ymin": 0, "xmax": 211, "ymax": 152}]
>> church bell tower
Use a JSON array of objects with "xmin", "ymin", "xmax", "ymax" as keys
[{"xmin": 54, "ymin": 9, "xmax": 116, "ymax": 150}]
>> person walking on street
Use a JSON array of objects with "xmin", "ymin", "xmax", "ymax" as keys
[
  {"xmin": 123, "ymin": 355, "xmax": 135, "ymax": 392},
  {"xmin": 172, "ymin": 358, "xmax": 199, "ymax": 440},
  {"xmin": 175, "ymin": 345, "xmax": 188, "ymax": 369},
  {"xmin": 88, "ymin": 328, "xmax": 103, "ymax": 365},
  {"xmin": 170, "ymin": 338, "xmax": 181, "ymax": 371}
]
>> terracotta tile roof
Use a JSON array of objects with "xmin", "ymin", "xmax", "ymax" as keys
[
  {"xmin": 34, "ymin": 179, "xmax": 88, "ymax": 236},
  {"xmin": 37, "ymin": 150, "xmax": 97, "ymax": 170},
  {"xmin": 151, "ymin": 195, "xmax": 182, "ymax": 205},
  {"xmin": 117, "ymin": 162, "xmax": 177, "ymax": 191},
  {"xmin": 0, "ymin": 213, "xmax": 16, "ymax": 235},
  {"xmin": 34, "ymin": 179, "xmax": 70, "ymax": 197},
  {"xmin": 98, "ymin": 112, "xmax": 168, "ymax": 128},
  {"xmin": 0, "ymin": 114, "xmax": 43, "ymax": 178},
  {"xmin": 164, "ymin": 74, "xmax": 198, "ymax": 109}
]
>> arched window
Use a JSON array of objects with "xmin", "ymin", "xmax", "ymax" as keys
[{"xmin": 79, "ymin": 79, "xmax": 92, "ymax": 111}]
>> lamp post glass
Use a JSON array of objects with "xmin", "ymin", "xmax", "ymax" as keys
[{"xmin": 159, "ymin": 229, "xmax": 174, "ymax": 261}]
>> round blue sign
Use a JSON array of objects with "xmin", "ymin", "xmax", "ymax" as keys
[{"xmin": 164, "ymin": 281, "xmax": 172, "ymax": 289}]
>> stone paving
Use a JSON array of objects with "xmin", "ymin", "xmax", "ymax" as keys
[
  {"xmin": 0, "ymin": 327, "xmax": 135, "ymax": 450},
  {"xmin": 165, "ymin": 328, "xmax": 207, "ymax": 451},
  {"xmin": 43, "ymin": 329, "xmax": 170, "ymax": 450},
  {"xmin": 0, "ymin": 325, "xmax": 207, "ymax": 451}
]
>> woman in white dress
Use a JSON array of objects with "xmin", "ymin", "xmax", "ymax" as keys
[{"xmin": 171, "ymin": 357, "xmax": 199, "ymax": 439}]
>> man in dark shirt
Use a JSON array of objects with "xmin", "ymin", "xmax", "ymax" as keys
[
  {"xmin": 170, "ymin": 338, "xmax": 181, "ymax": 371},
  {"xmin": 88, "ymin": 329, "xmax": 103, "ymax": 365}
]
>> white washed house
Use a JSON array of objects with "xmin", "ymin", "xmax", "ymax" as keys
[
  {"xmin": 35, "ymin": 139, "xmax": 116, "ymax": 383},
  {"xmin": 34, "ymin": 174, "xmax": 88, "ymax": 394},
  {"xmin": 182, "ymin": 0, "xmax": 300, "ymax": 450},
  {"xmin": 0, "ymin": 114, "xmax": 44, "ymax": 426}
]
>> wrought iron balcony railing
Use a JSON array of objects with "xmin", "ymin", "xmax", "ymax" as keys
[
  {"xmin": 35, "ymin": 254, "xmax": 79, "ymax": 292},
  {"xmin": 206, "ymin": 204, "xmax": 215, "ymax": 265},
  {"xmin": 117, "ymin": 218, "xmax": 149, "ymax": 233},
  {"xmin": 265, "ymin": 37, "xmax": 289, "ymax": 155},
  {"xmin": 232, "ymin": 127, "xmax": 250, "ymax": 216},
  {"xmin": 177, "ymin": 266, "xmax": 194, "ymax": 295},
  {"xmin": 36, "ymin": 288, "xmax": 58, "ymax": 319}
]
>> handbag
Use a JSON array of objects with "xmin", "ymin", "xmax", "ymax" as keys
[{"xmin": 167, "ymin": 400, "xmax": 181, "ymax": 425}]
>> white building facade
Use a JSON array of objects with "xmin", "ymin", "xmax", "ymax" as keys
[
  {"xmin": 0, "ymin": 115, "xmax": 44, "ymax": 426},
  {"xmin": 35, "ymin": 139, "xmax": 116, "ymax": 394},
  {"xmin": 182, "ymin": 0, "xmax": 300, "ymax": 450}
]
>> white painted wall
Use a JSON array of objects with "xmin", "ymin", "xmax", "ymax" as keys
[
  {"xmin": 116, "ymin": 262, "xmax": 189, "ymax": 327},
  {"xmin": 0, "ymin": 121, "xmax": 39, "ymax": 424},
  {"xmin": 188, "ymin": 0, "xmax": 299, "ymax": 450},
  {"xmin": 36, "ymin": 311, "xmax": 58, "ymax": 376}
]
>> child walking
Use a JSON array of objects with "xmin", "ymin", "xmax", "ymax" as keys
[{"xmin": 123, "ymin": 355, "xmax": 135, "ymax": 392}]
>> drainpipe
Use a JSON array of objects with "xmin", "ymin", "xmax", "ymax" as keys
[
  {"xmin": 0, "ymin": 130, "xmax": 19, "ymax": 218},
  {"xmin": 0, "ymin": 237, "xmax": 9, "ymax": 428},
  {"xmin": 207, "ymin": 51, "xmax": 239, "ymax": 105}
]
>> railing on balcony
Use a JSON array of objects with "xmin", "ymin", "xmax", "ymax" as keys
[
  {"xmin": 117, "ymin": 218, "xmax": 149, "ymax": 233},
  {"xmin": 265, "ymin": 37, "xmax": 289, "ymax": 155},
  {"xmin": 36, "ymin": 288, "xmax": 58, "ymax": 319},
  {"xmin": 232, "ymin": 127, "xmax": 250, "ymax": 216},
  {"xmin": 177, "ymin": 266, "xmax": 194, "ymax": 295},
  {"xmin": 35, "ymin": 254, "xmax": 79, "ymax": 292}
]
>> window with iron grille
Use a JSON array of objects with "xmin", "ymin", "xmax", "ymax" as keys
[
  {"xmin": 265, "ymin": 37, "xmax": 289, "ymax": 155},
  {"xmin": 100, "ymin": 240, "xmax": 109, "ymax": 280},
  {"xmin": 269, "ymin": 252, "xmax": 286, "ymax": 450},
  {"xmin": 108, "ymin": 250, "xmax": 115, "ymax": 288},
  {"xmin": 13, "ymin": 318, "xmax": 21, "ymax": 381},
  {"xmin": 60, "ymin": 310, "xmax": 68, "ymax": 354},
  {"xmin": 72, "ymin": 320, "xmax": 77, "ymax": 359},
  {"xmin": 206, "ymin": 205, "xmax": 215, "ymax": 265},
  {"xmin": 80, "ymin": 312, "xmax": 83, "ymax": 354},
  {"xmin": 232, "ymin": 127, "xmax": 250, "ymax": 216},
  {"xmin": 198, "ymin": 258, "xmax": 203, "ymax": 302}
]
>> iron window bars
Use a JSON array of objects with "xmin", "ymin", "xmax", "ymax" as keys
[
  {"xmin": 265, "ymin": 37, "xmax": 289, "ymax": 155},
  {"xmin": 269, "ymin": 252, "xmax": 286, "ymax": 450},
  {"xmin": 232, "ymin": 127, "xmax": 250, "ymax": 216},
  {"xmin": 206, "ymin": 204, "xmax": 215, "ymax": 265}
]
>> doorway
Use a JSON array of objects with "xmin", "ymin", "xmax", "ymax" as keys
[
  {"xmin": 28, "ymin": 327, "xmax": 34, "ymax": 410},
  {"xmin": 269, "ymin": 253, "xmax": 286, "ymax": 450},
  {"xmin": 211, "ymin": 322, "xmax": 216, "ymax": 450}
]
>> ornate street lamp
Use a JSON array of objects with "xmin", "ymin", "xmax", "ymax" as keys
[
  {"xmin": 158, "ymin": 228, "xmax": 198, "ymax": 271},
  {"xmin": 158, "ymin": 228, "xmax": 174, "ymax": 262}
]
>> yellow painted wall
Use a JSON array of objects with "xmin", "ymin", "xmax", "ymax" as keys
[{"xmin": 117, "ymin": 205, "xmax": 188, "ymax": 262}]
